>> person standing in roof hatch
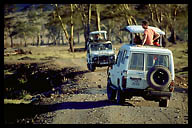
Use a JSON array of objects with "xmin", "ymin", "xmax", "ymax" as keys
[{"xmin": 142, "ymin": 20, "xmax": 160, "ymax": 46}]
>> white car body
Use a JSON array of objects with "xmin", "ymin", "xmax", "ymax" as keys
[
  {"xmin": 109, "ymin": 44, "xmax": 175, "ymax": 90},
  {"xmin": 107, "ymin": 25, "xmax": 175, "ymax": 107}
]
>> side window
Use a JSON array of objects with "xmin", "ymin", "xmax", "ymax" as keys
[
  {"xmin": 121, "ymin": 50, "xmax": 127, "ymax": 64},
  {"xmin": 129, "ymin": 53, "xmax": 144, "ymax": 70},
  {"xmin": 116, "ymin": 51, "xmax": 123, "ymax": 67},
  {"xmin": 115, "ymin": 51, "xmax": 120, "ymax": 64}
]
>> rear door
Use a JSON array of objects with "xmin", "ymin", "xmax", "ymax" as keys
[
  {"xmin": 143, "ymin": 53, "xmax": 170, "ymax": 88},
  {"xmin": 127, "ymin": 52, "xmax": 145, "ymax": 89}
]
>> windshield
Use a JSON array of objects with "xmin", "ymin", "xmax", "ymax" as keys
[
  {"xmin": 90, "ymin": 43, "xmax": 112, "ymax": 51},
  {"xmin": 89, "ymin": 33, "xmax": 106, "ymax": 41}
]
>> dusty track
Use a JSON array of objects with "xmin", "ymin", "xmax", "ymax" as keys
[
  {"xmin": 48, "ymin": 58, "xmax": 188, "ymax": 124},
  {"xmin": 4, "ymin": 57, "xmax": 188, "ymax": 124}
]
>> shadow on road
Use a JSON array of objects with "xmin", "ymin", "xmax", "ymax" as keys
[
  {"xmin": 174, "ymin": 87, "xmax": 188, "ymax": 93},
  {"xmin": 4, "ymin": 100, "xmax": 134, "ymax": 123}
]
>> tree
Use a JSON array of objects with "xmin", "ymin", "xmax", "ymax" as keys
[
  {"xmin": 74, "ymin": 4, "xmax": 90, "ymax": 50},
  {"xmin": 26, "ymin": 6, "xmax": 42, "ymax": 46},
  {"xmin": 4, "ymin": 4, "xmax": 18, "ymax": 47},
  {"xmin": 54, "ymin": 4, "xmax": 70, "ymax": 43},
  {"xmin": 137, "ymin": 4, "xmax": 188, "ymax": 44}
]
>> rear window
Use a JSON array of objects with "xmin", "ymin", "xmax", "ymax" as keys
[
  {"xmin": 146, "ymin": 54, "xmax": 169, "ymax": 71},
  {"xmin": 129, "ymin": 53, "xmax": 144, "ymax": 70}
]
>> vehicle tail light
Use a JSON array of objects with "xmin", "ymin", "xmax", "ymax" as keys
[
  {"xmin": 122, "ymin": 76, "xmax": 127, "ymax": 88},
  {"xmin": 169, "ymin": 80, "xmax": 174, "ymax": 92}
]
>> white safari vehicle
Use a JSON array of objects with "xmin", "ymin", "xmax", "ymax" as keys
[
  {"xmin": 87, "ymin": 31, "xmax": 116, "ymax": 71},
  {"xmin": 107, "ymin": 25, "xmax": 175, "ymax": 107}
]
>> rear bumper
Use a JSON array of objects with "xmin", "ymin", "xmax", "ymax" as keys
[
  {"xmin": 149, "ymin": 90, "xmax": 172, "ymax": 97},
  {"xmin": 122, "ymin": 88, "xmax": 172, "ymax": 100}
]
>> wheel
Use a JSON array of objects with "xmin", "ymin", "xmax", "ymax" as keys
[
  {"xmin": 147, "ymin": 65, "xmax": 172, "ymax": 91},
  {"xmin": 89, "ymin": 64, "xmax": 96, "ymax": 72},
  {"xmin": 107, "ymin": 78, "xmax": 116, "ymax": 101},
  {"xmin": 87, "ymin": 64, "xmax": 90, "ymax": 70},
  {"xmin": 87, "ymin": 64, "xmax": 96, "ymax": 72},
  {"xmin": 159, "ymin": 99, "xmax": 169, "ymax": 107},
  {"xmin": 117, "ymin": 89, "xmax": 125, "ymax": 104}
]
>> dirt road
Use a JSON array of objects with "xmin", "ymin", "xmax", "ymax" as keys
[
  {"xmin": 4, "ymin": 55, "xmax": 188, "ymax": 124},
  {"xmin": 39, "ymin": 58, "xmax": 188, "ymax": 124}
]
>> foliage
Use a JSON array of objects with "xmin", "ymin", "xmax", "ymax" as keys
[{"xmin": 4, "ymin": 4, "xmax": 188, "ymax": 49}]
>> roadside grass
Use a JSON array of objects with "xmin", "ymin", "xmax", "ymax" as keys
[
  {"xmin": 4, "ymin": 99, "xmax": 31, "ymax": 104},
  {"xmin": 4, "ymin": 45, "xmax": 86, "ymax": 62},
  {"xmin": 166, "ymin": 41, "xmax": 188, "ymax": 77},
  {"xmin": 4, "ymin": 42, "xmax": 188, "ymax": 104}
]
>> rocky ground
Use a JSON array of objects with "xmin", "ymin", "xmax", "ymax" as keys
[{"xmin": 4, "ymin": 57, "xmax": 188, "ymax": 124}]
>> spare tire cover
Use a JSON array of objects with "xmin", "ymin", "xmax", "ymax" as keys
[{"xmin": 147, "ymin": 65, "xmax": 172, "ymax": 91}]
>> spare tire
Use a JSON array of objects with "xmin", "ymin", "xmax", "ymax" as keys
[{"xmin": 147, "ymin": 65, "xmax": 172, "ymax": 91}]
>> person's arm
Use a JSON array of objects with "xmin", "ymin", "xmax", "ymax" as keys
[
  {"xmin": 142, "ymin": 34, "xmax": 147, "ymax": 45},
  {"xmin": 153, "ymin": 32, "xmax": 160, "ymax": 41}
]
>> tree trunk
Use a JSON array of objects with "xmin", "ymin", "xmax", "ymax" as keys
[
  {"xmin": 47, "ymin": 35, "xmax": 50, "ymax": 45},
  {"xmin": 164, "ymin": 26, "xmax": 168, "ymax": 38},
  {"xmin": 61, "ymin": 32, "xmax": 65, "ymax": 45},
  {"xmin": 23, "ymin": 32, "xmax": 27, "ymax": 47},
  {"xmin": 77, "ymin": 4, "xmax": 88, "ymax": 50},
  {"xmin": 162, "ymin": 36, "xmax": 167, "ymax": 47},
  {"xmin": 170, "ymin": 28, "xmax": 177, "ymax": 44},
  {"xmin": 40, "ymin": 35, "xmax": 44, "ymax": 45},
  {"xmin": 131, "ymin": 16, "xmax": 137, "ymax": 25},
  {"xmin": 108, "ymin": 27, "xmax": 112, "ymax": 41},
  {"xmin": 160, "ymin": 11, "xmax": 163, "ymax": 22},
  {"xmin": 70, "ymin": 4, "xmax": 74, "ymax": 52},
  {"xmin": 8, "ymin": 27, "xmax": 14, "ymax": 47},
  {"xmin": 96, "ymin": 4, "xmax": 101, "ymax": 31},
  {"xmin": 77, "ymin": 30, "xmax": 80, "ymax": 44},
  {"xmin": 10, "ymin": 35, "xmax": 13, "ymax": 48},
  {"xmin": 148, "ymin": 4, "xmax": 154, "ymax": 22},
  {"xmin": 154, "ymin": 5, "xmax": 160, "ymax": 23},
  {"xmin": 37, "ymin": 33, "xmax": 40, "ymax": 46},
  {"xmin": 85, "ymin": 4, "xmax": 92, "ymax": 50},
  {"xmin": 55, "ymin": 4, "xmax": 70, "ymax": 45},
  {"xmin": 54, "ymin": 36, "xmax": 56, "ymax": 45},
  {"xmin": 126, "ymin": 17, "xmax": 132, "ymax": 25},
  {"xmin": 84, "ymin": 25, "xmax": 88, "ymax": 49},
  {"xmin": 87, "ymin": 4, "xmax": 91, "ymax": 35},
  {"xmin": 20, "ymin": 38, "xmax": 22, "ymax": 47},
  {"xmin": 125, "ymin": 15, "xmax": 130, "ymax": 26},
  {"xmin": 32, "ymin": 36, "xmax": 35, "ymax": 46}
]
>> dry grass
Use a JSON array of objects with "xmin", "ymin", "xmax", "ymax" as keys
[
  {"xmin": 4, "ymin": 45, "xmax": 87, "ymax": 62},
  {"xmin": 167, "ymin": 42, "xmax": 188, "ymax": 76}
]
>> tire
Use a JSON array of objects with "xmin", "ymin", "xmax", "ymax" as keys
[
  {"xmin": 107, "ymin": 78, "xmax": 116, "ymax": 101},
  {"xmin": 87, "ymin": 64, "xmax": 90, "ymax": 70},
  {"xmin": 147, "ymin": 65, "xmax": 172, "ymax": 91},
  {"xmin": 90, "ymin": 64, "xmax": 96, "ymax": 72},
  {"xmin": 87, "ymin": 64, "xmax": 96, "ymax": 72},
  {"xmin": 107, "ymin": 66, "xmax": 112, "ymax": 76},
  {"xmin": 117, "ymin": 89, "xmax": 125, "ymax": 104},
  {"xmin": 159, "ymin": 99, "xmax": 169, "ymax": 107}
]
